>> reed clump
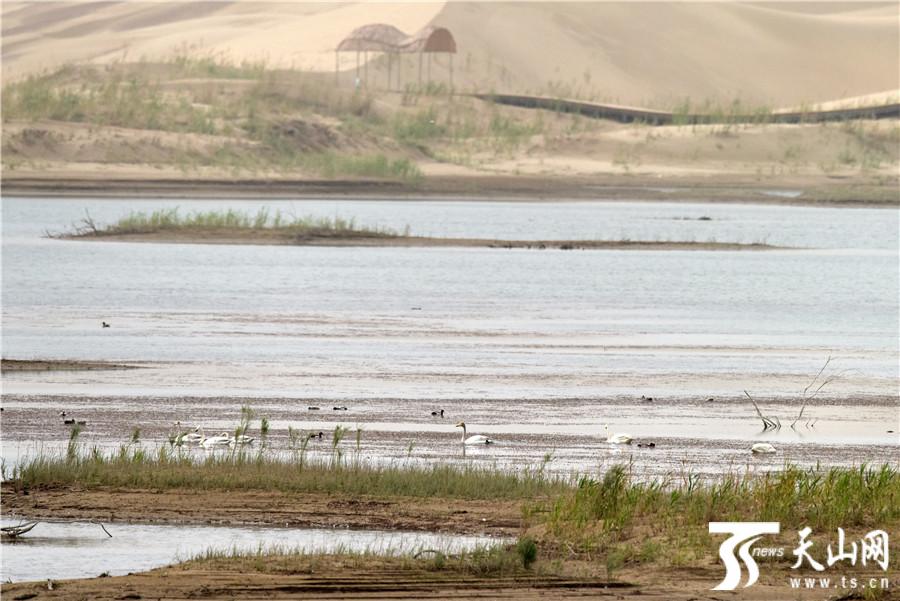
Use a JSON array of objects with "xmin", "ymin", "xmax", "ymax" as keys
[
  {"xmin": 6, "ymin": 442, "xmax": 566, "ymax": 500},
  {"xmin": 65, "ymin": 208, "xmax": 407, "ymax": 239},
  {"xmin": 541, "ymin": 463, "xmax": 900, "ymax": 564}
]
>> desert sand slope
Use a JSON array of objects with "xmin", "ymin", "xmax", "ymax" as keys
[
  {"xmin": 428, "ymin": 2, "xmax": 899, "ymax": 108},
  {"xmin": 1, "ymin": 2, "xmax": 445, "ymax": 78},
  {"xmin": 2, "ymin": 2, "xmax": 898, "ymax": 108}
]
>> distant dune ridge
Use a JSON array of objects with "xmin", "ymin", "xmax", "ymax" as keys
[{"xmin": 2, "ymin": 1, "xmax": 898, "ymax": 109}]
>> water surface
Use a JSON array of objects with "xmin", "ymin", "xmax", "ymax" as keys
[{"xmin": 0, "ymin": 518, "xmax": 500, "ymax": 582}]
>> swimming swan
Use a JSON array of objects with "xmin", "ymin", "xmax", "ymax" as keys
[
  {"xmin": 604, "ymin": 425, "xmax": 633, "ymax": 445},
  {"xmin": 201, "ymin": 432, "xmax": 232, "ymax": 448},
  {"xmin": 179, "ymin": 427, "xmax": 204, "ymax": 444},
  {"xmin": 455, "ymin": 422, "xmax": 493, "ymax": 445},
  {"xmin": 751, "ymin": 442, "xmax": 776, "ymax": 454}
]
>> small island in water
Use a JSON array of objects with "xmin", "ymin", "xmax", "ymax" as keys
[{"xmin": 54, "ymin": 208, "xmax": 782, "ymax": 251}]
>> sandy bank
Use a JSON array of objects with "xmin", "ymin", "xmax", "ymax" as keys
[
  {"xmin": 1, "ymin": 359, "xmax": 139, "ymax": 372},
  {"xmin": 2, "ymin": 485, "xmax": 521, "ymax": 537},
  {"xmin": 62, "ymin": 229, "xmax": 782, "ymax": 251},
  {"xmin": 4, "ymin": 173, "xmax": 898, "ymax": 207}
]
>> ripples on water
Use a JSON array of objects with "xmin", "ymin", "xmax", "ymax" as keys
[{"xmin": 2, "ymin": 197, "xmax": 898, "ymax": 475}]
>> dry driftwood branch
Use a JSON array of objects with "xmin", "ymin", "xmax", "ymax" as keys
[
  {"xmin": 792, "ymin": 356, "xmax": 849, "ymax": 429},
  {"xmin": 1, "ymin": 518, "xmax": 112, "ymax": 539},
  {"xmin": 1, "ymin": 521, "xmax": 38, "ymax": 539},
  {"xmin": 744, "ymin": 390, "xmax": 778, "ymax": 430}
]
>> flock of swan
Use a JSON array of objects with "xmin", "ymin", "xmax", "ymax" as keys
[
  {"xmin": 175, "ymin": 427, "xmax": 254, "ymax": 448},
  {"xmin": 455, "ymin": 419, "xmax": 777, "ymax": 454},
  {"xmin": 170, "ymin": 419, "xmax": 777, "ymax": 454},
  {"xmin": 159, "ymin": 407, "xmax": 781, "ymax": 454}
]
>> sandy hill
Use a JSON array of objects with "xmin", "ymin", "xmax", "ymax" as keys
[{"xmin": 2, "ymin": 2, "xmax": 898, "ymax": 109}]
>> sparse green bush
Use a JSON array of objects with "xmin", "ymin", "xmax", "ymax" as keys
[
  {"xmin": 69, "ymin": 208, "xmax": 408, "ymax": 238},
  {"xmin": 515, "ymin": 536, "xmax": 538, "ymax": 568}
]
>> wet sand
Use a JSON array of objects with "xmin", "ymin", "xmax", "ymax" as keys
[
  {"xmin": 5, "ymin": 173, "xmax": 898, "ymax": 207},
  {"xmin": 0, "ymin": 550, "xmax": 879, "ymax": 600},
  {"xmin": 1, "ymin": 485, "xmax": 521, "ymax": 537},
  {"xmin": 0, "ymin": 360, "xmax": 139, "ymax": 372},
  {"xmin": 62, "ymin": 230, "xmax": 781, "ymax": 251}
]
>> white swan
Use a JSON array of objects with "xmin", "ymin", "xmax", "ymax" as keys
[
  {"xmin": 751, "ymin": 442, "xmax": 776, "ymax": 454},
  {"xmin": 179, "ymin": 427, "xmax": 204, "ymax": 444},
  {"xmin": 201, "ymin": 432, "xmax": 232, "ymax": 448},
  {"xmin": 231, "ymin": 434, "xmax": 254, "ymax": 445},
  {"xmin": 455, "ymin": 422, "xmax": 493, "ymax": 445},
  {"xmin": 604, "ymin": 425, "xmax": 633, "ymax": 445}
]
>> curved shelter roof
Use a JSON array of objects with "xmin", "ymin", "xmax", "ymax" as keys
[
  {"xmin": 337, "ymin": 24, "xmax": 456, "ymax": 53},
  {"xmin": 399, "ymin": 26, "xmax": 456, "ymax": 53},
  {"xmin": 336, "ymin": 23, "xmax": 407, "ymax": 52}
]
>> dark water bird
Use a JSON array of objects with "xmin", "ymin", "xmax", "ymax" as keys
[
  {"xmin": 431, "ymin": 409, "xmax": 445, "ymax": 417},
  {"xmin": 640, "ymin": 395, "xmax": 654, "ymax": 402},
  {"xmin": 333, "ymin": 406, "xmax": 347, "ymax": 411},
  {"xmin": 59, "ymin": 411, "xmax": 67, "ymax": 417},
  {"xmin": 308, "ymin": 431, "xmax": 324, "ymax": 440},
  {"xmin": 102, "ymin": 322, "xmax": 110, "ymax": 328},
  {"xmin": 637, "ymin": 442, "xmax": 657, "ymax": 448},
  {"xmin": 63, "ymin": 419, "xmax": 75, "ymax": 425},
  {"xmin": 707, "ymin": 397, "xmax": 715, "ymax": 402},
  {"xmin": 307, "ymin": 406, "xmax": 320, "ymax": 411}
]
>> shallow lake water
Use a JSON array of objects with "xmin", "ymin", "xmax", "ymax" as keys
[
  {"xmin": 2, "ymin": 196, "xmax": 898, "ymax": 478},
  {"xmin": 0, "ymin": 518, "xmax": 502, "ymax": 582}
]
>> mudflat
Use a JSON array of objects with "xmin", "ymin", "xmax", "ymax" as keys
[
  {"xmin": 1, "ymin": 485, "xmax": 522, "ymax": 537},
  {"xmin": 62, "ymin": 229, "xmax": 782, "ymax": 251},
  {"xmin": 0, "ymin": 359, "xmax": 139, "ymax": 372}
]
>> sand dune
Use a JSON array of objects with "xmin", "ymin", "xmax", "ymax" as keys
[{"xmin": 2, "ymin": 2, "xmax": 898, "ymax": 108}]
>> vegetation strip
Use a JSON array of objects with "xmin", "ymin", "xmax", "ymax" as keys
[
  {"xmin": 4, "ymin": 438, "xmax": 897, "ymax": 590},
  {"xmin": 53, "ymin": 208, "xmax": 783, "ymax": 251}
]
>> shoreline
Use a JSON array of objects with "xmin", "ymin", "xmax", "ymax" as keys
[
  {"xmin": 1, "ymin": 485, "xmax": 521, "ymax": 537},
  {"xmin": 60, "ymin": 230, "xmax": 784, "ymax": 251},
  {"xmin": 0, "ymin": 359, "xmax": 140, "ymax": 372},
  {"xmin": 4, "ymin": 174, "xmax": 899, "ymax": 207}
]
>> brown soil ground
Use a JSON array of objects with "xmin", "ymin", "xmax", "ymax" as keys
[
  {"xmin": 0, "ymin": 566, "xmax": 802, "ymax": 601},
  {"xmin": 1, "ymin": 485, "xmax": 522, "ymax": 537},
  {"xmin": 0, "ymin": 359, "xmax": 139, "ymax": 372},
  {"xmin": 62, "ymin": 230, "xmax": 780, "ymax": 251},
  {"xmin": 1, "ymin": 547, "xmax": 883, "ymax": 601}
]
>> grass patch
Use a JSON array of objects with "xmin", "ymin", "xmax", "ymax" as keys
[
  {"xmin": 5, "ymin": 434, "xmax": 897, "ymax": 572},
  {"xmin": 538, "ymin": 463, "xmax": 900, "ymax": 565},
  {"xmin": 5, "ymin": 442, "xmax": 566, "ymax": 500},
  {"xmin": 183, "ymin": 539, "xmax": 542, "ymax": 579},
  {"xmin": 2, "ymin": 68, "xmax": 217, "ymax": 134},
  {"xmin": 62, "ymin": 208, "xmax": 408, "ymax": 238}
]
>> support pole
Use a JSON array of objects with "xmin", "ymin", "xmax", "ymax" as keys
[
  {"xmin": 449, "ymin": 53, "xmax": 453, "ymax": 90},
  {"xmin": 364, "ymin": 50, "xmax": 368, "ymax": 88},
  {"xmin": 427, "ymin": 52, "xmax": 431, "ymax": 85},
  {"xmin": 418, "ymin": 51, "xmax": 422, "ymax": 88},
  {"xmin": 355, "ymin": 50, "xmax": 360, "ymax": 88},
  {"xmin": 387, "ymin": 52, "xmax": 391, "ymax": 92}
]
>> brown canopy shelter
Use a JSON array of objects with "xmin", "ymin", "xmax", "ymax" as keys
[{"xmin": 336, "ymin": 24, "xmax": 457, "ymax": 89}]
